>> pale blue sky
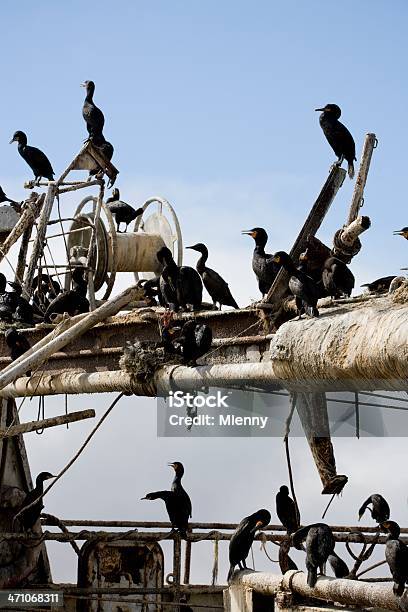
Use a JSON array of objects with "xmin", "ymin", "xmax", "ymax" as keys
[{"xmin": 0, "ymin": 0, "xmax": 407, "ymax": 585}]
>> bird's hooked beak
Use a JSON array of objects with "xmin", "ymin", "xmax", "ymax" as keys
[
  {"xmin": 241, "ymin": 230, "xmax": 256, "ymax": 238},
  {"xmin": 46, "ymin": 474, "xmax": 56, "ymax": 480},
  {"xmin": 393, "ymin": 229, "xmax": 407, "ymax": 236},
  {"xmin": 7, "ymin": 281, "xmax": 20, "ymax": 290},
  {"xmin": 185, "ymin": 246, "xmax": 195, "ymax": 250},
  {"xmin": 80, "ymin": 83, "xmax": 87, "ymax": 88},
  {"xmin": 168, "ymin": 462, "xmax": 177, "ymax": 470},
  {"xmin": 9, "ymin": 136, "xmax": 16, "ymax": 144},
  {"xmin": 315, "ymin": 107, "xmax": 325, "ymax": 112}
]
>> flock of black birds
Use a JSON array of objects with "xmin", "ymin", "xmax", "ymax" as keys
[{"xmin": 138, "ymin": 463, "xmax": 408, "ymax": 596}]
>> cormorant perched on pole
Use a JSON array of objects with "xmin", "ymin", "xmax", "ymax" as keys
[
  {"xmin": 186, "ymin": 243, "xmax": 239, "ymax": 309},
  {"xmin": 276, "ymin": 485, "xmax": 299, "ymax": 534},
  {"xmin": 322, "ymin": 257, "xmax": 355, "ymax": 298},
  {"xmin": 81, "ymin": 80, "xmax": 105, "ymax": 140},
  {"xmin": 44, "ymin": 268, "xmax": 89, "ymax": 321},
  {"xmin": 380, "ymin": 521, "xmax": 408, "ymax": 597},
  {"xmin": 17, "ymin": 472, "xmax": 55, "ymax": 531},
  {"xmin": 142, "ymin": 462, "xmax": 192, "ymax": 538},
  {"xmin": 358, "ymin": 494, "xmax": 390, "ymax": 523},
  {"xmin": 241, "ymin": 228, "xmax": 279, "ymax": 296},
  {"xmin": 157, "ymin": 246, "xmax": 202, "ymax": 311},
  {"xmin": 228, "ymin": 509, "xmax": 271, "ymax": 582},
  {"xmin": 394, "ymin": 227, "xmax": 408, "ymax": 240},
  {"xmin": 292, "ymin": 523, "xmax": 335, "ymax": 587},
  {"xmin": 172, "ymin": 320, "xmax": 213, "ymax": 365},
  {"xmin": 272, "ymin": 251, "xmax": 319, "ymax": 318},
  {"xmin": 106, "ymin": 188, "xmax": 143, "ymax": 232},
  {"xmin": 315, "ymin": 104, "xmax": 356, "ymax": 179},
  {"xmin": 361, "ymin": 276, "xmax": 397, "ymax": 294},
  {"xmin": 10, "ymin": 131, "xmax": 54, "ymax": 183},
  {"xmin": 5, "ymin": 329, "xmax": 30, "ymax": 362}
]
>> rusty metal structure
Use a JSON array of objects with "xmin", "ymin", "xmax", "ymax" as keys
[{"xmin": 0, "ymin": 134, "xmax": 406, "ymax": 610}]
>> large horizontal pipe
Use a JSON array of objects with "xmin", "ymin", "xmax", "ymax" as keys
[{"xmin": 232, "ymin": 570, "xmax": 400, "ymax": 611}]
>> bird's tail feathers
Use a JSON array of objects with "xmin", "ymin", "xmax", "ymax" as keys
[
  {"xmin": 307, "ymin": 567, "xmax": 318, "ymax": 588},
  {"xmin": 348, "ymin": 162, "xmax": 355, "ymax": 179}
]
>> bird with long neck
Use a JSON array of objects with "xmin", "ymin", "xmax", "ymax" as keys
[
  {"xmin": 186, "ymin": 243, "xmax": 238, "ymax": 309},
  {"xmin": 381, "ymin": 521, "xmax": 408, "ymax": 597},
  {"xmin": 10, "ymin": 131, "xmax": 54, "ymax": 183},
  {"xmin": 81, "ymin": 80, "xmax": 105, "ymax": 141},
  {"xmin": 241, "ymin": 227, "xmax": 278, "ymax": 296},
  {"xmin": 142, "ymin": 462, "xmax": 192, "ymax": 538},
  {"xmin": 17, "ymin": 471, "xmax": 55, "ymax": 531},
  {"xmin": 315, "ymin": 104, "xmax": 356, "ymax": 179},
  {"xmin": 157, "ymin": 246, "xmax": 202, "ymax": 311}
]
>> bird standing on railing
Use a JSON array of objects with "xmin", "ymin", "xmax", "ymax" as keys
[
  {"xmin": 17, "ymin": 471, "xmax": 55, "ymax": 531},
  {"xmin": 292, "ymin": 523, "xmax": 335, "ymax": 587},
  {"xmin": 328, "ymin": 551, "xmax": 349, "ymax": 578},
  {"xmin": 242, "ymin": 228, "xmax": 279, "ymax": 297},
  {"xmin": 380, "ymin": 521, "xmax": 408, "ymax": 597},
  {"xmin": 186, "ymin": 243, "xmax": 239, "ymax": 309},
  {"xmin": 142, "ymin": 462, "xmax": 192, "ymax": 539},
  {"xmin": 106, "ymin": 188, "xmax": 143, "ymax": 233},
  {"xmin": 358, "ymin": 494, "xmax": 390, "ymax": 523},
  {"xmin": 81, "ymin": 80, "xmax": 105, "ymax": 141},
  {"xmin": 322, "ymin": 257, "xmax": 355, "ymax": 299},
  {"xmin": 157, "ymin": 246, "xmax": 202, "ymax": 311},
  {"xmin": 315, "ymin": 104, "xmax": 356, "ymax": 179},
  {"xmin": 10, "ymin": 131, "xmax": 54, "ymax": 183},
  {"xmin": 394, "ymin": 227, "xmax": 408, "ymax": 240},
  {"xmin": 276, "ymin": 485, "xmax": 299, "ymax": 534},
  {"xmin": 228, "ymin": 509, "xmax": 271, "ymax": 582},
  {"xmin": 272, "ymin": 251, "xmax": 319, "ymax": 318}
]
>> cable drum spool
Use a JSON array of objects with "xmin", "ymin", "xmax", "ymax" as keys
[{"xmin": 67, "ymin": 195, "xmax": 183, "ymax": 300}]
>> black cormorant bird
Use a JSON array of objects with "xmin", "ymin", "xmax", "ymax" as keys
[
  {"xmin": 394, "ymin": 227, "xmax": 408, "ymax": 240},
  {"xmin": 81, "ymin": 80, "xmax": 105, "ymax": 140},
  {"xmin": 328, "ymin": 551, "xmax": 349, "ymax": 578},
  {"xmin": 358, "ymin": 494, "xmax": 390, "ymax": 523},
  {"xmin": 292, "ymin": 523, "xmax": 335, "ymax": 587},
  {"xmin": 7, "ymin": 282, "xmax": 34, "ymax": 325},
  {"xmin": 186, "ymin": 243, "xmax": 239, "ymax": 309},
  {"xmin": 5, "ymin": 329, "xmax": 30, "ymax": 361},
  {"xmin": 228, "ymin": 509, "xmax": 271, "ymax": 582},
  {"xmin": 173, "ymin": 320, "xmax": 212, "ymax": 365},
  {"xmin": 142, "ymin": 462, "xmax": 192, "ymax": 538},
  {"xmin": 276, "ymin": 485, "xmax": 299, "ymax": 535},
  {"xmin": 361, "ymin": 276, "xmax": 397, "ymax": 294},
  {"xmin": 157, "ymin": 247, "xmax": 203, "ymax": 311},
  {"xmin": 242, "ymin": 228, "xmax": 279, "ymax": 296},
  {"xmin": 17, "ymin": 471, "xmax": 55, "ymax": 531},
  {"xmin": 44, "ymin": 268, "xmax": 89, "ymax": 321},
  {"xmin": 315, "ymin": 104, "xmax": 356, "ymax": 179},
  {"xmin": 10, "ymin": 131, "xmax": 54, "ymax": 182},
  {"xmin": 106, "ymin": 188, "xmax": 143, "ymax": 232},
  {"xmin": 380, "ymin": 521, "xmax": 408, "ymax": 597},
  {"xmin": 322, "ymin": 257, "xmax": 355, "ymax": 298},
  {"xmin": 0, "ymin": 280, "xmax": 20, "ymax": 322},
  {"xmin": 272, "ymin": 251, "xmax": 319, "ymax": 318}
]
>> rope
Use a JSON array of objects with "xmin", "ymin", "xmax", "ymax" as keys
[
  {"xmin": 35, "ymin": 395, "xmax": 45, "ymax": 434},
  {"xmin": 284, "ymin": 393, "xmax": 301, "ymax": 527},
  {"xmin": 40, "ymin": 513, "xmax": 80, "ymax": 555},
  {"xmin": 14, "ymin": 392, "xmax": 124, "ymax": 523},
  {"xmin": 259, "ymin": 532, "xmax": 279, "ymax": 563}
]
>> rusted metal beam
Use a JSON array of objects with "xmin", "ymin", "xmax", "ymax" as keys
[
  {"xmin": 264, "ymin": 165, "xmax": 346, "ymax": 306},
  {"xmin": 0, "ymin": 409, "xmax": 95, "ymax": 438}
]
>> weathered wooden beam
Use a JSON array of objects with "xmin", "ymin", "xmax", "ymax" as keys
[
  {"xmin": 23, "ymin": 184, "xmax": 57, "ymax": 296},
  {"xmin": 0, "ymin": 284, "xmax": 141, "ymax": 391},
  {"xmin": 0, "ymin": 409, "xmax": 95, "ymax": 438},
  {"xmin": 332, "ymin": 215, "xmax": 371, "ymax": 261},
  {"xmin": 264, "ymin": 165, "xmax": 346, "ymax": 306},
  {"xmin": 347, "ymin": 133, "xmax": 377, "ymax": 224},
  {"xmin": 0, "ymin": 193, "xmax": 44, "ymax": 271}
]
